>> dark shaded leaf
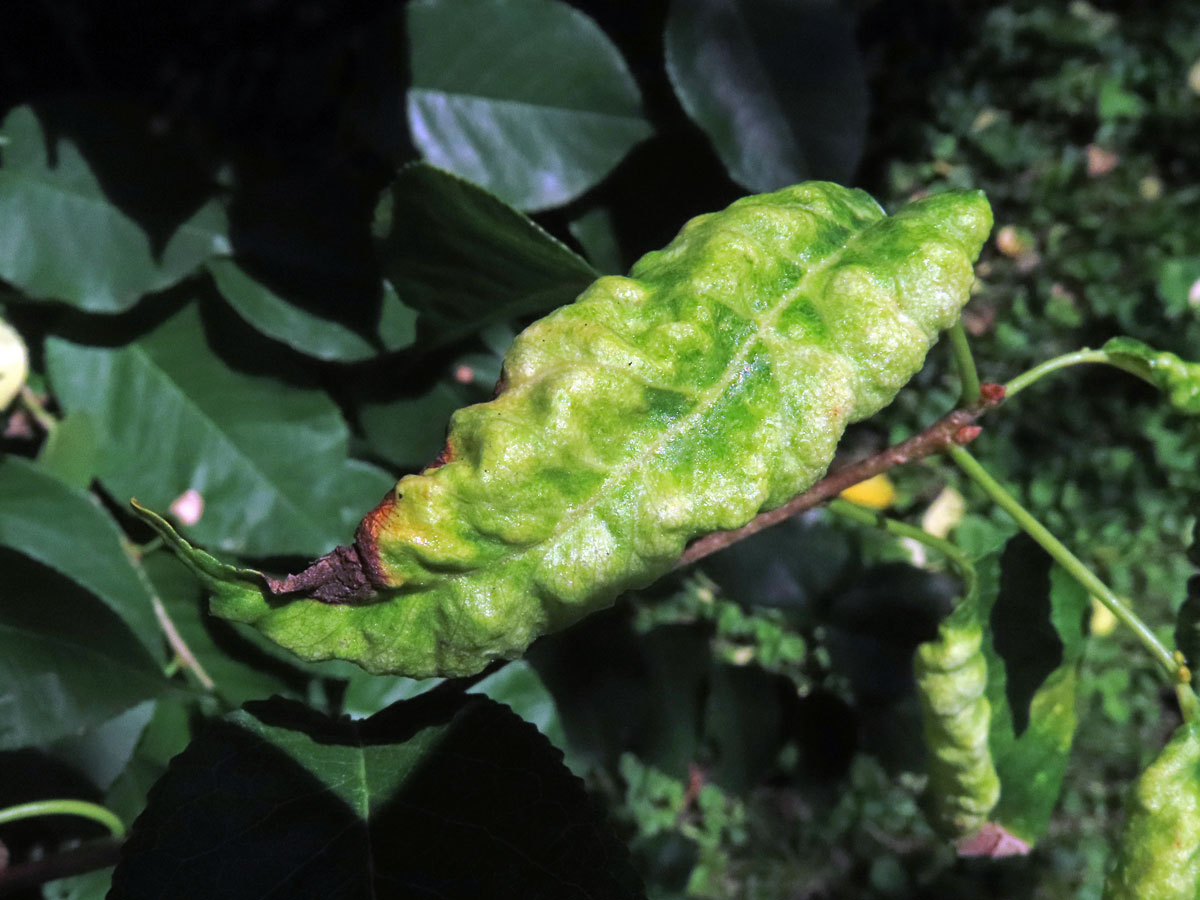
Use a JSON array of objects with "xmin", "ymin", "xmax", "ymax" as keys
[
  {"xmin": 977, "ymin": 538, "xmax": 1090, "ymax": 845},
  {"xmin": 209, "ymin": 259, "xmax": 417, "ymax": 362},
  {"xmin": 110, "ymin": 694, "xmax": 645, "ymax": 899},
  {"xmin": 665, "ymin": 0, "xmax": 868, "ymax": 192},
  {"xmin": 377, "ymin": 163, "xmax": 597, "ymax": 348},
  {"xmin": 0, "ymin": 455, "xmax": 162, "ymax": 657},
  {"xmin": 406, "ymin": 0, "xmax": 652, "ymax": 210},
  {"xmin": 0, "ymin": 106, "xmax": 227, "ymax": 313},
  {"xmin": 0, "ymin": 551, "xmax": 168, "ymax": 750}
]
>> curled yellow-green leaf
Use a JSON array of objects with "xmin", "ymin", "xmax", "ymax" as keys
[
  {"xmin": 914, "ymin": 603, "xmax": 1001, "ymax": 839},
  {"xmin": 145, "ymin": 181, "xmax": 992, "ymax": 678},
  {"xmin": 1103, "ymin": 718, "xmax": 1200, "ymax": 899}
]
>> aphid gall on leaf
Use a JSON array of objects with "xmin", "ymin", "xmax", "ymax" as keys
[
  {"xmin": 139, "ymin": 181, "xmax": 992, "ymax": 678},
  {"xmin": 913, "ymin": 602, "xmax": 1001, "ymax": 840}
]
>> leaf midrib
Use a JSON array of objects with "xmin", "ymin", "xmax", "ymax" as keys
[{"xmin": 444, "ymin": 213, "xmax": 872, "ymax": 589}]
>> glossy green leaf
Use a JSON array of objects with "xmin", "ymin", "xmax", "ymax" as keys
[
  {"xmin": 914, "ymin": 595, "xmax": 1000, "ymax": 840},
  {"xmin": 665, "ymin": 0, "xmax": 868, "ymax": 191},
  {"xmin": 110, "ymin": 695, "xmax": 644, "ymax": 899},
  {"xmin": 153, "ymin": 183, "xmax": 991, "ymax": 678},
  {"xmin": 376, "ymin": 163, "xmax": 598, "ymax": 347},
  {"xmin": 0, "ymin": 455, "xmax": 162, "ymax": 657},
  {"xmin": 977, "ymin": 536, "xmax": 1090, "ymax": 846},
  {"xmin": 0, "ymin": 550, "xmax": 167, "ymax": 750},
  {"xmin": 406, "ymin": 0, "xmax": 653, "ymax": 210},
  {"xmin": 1101, "ymin": 337, "xmax": 1200, "ymax": 415},
  {"xmin": 208, "ymin": 259, "xmax": 417, "ymax": 362},
  {"xmin": 1103, "ymin": 718, "xmax": 1200, "ymax": 900},
  {"xmin": 0, "ymin": 106, "xmax": 228, "ymax": 313},
  {"xmin": 45, "ymin": 304, "xmax": 392, "ymax": 558}
]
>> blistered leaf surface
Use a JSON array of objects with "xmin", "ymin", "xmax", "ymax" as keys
[
  {"xmin": 1103, "ymin": 719, "xmax": 1200, "ymax": 900},
  {"xmin": 914, "ymin": 597, "xmax": 1001, "ymax": 839},
  {"xmin": 190, "ymin": 183, "xmax": 991, "ymax": 677}
]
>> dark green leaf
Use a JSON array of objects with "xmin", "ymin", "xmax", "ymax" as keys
[
  {"xmin": 406, "ymin": 0, "xmax": 653, "ymax": 210},
  {"xmin": 50, "ymin": 701, "xmax": 156, "ymax": 793},
  {"xmin": 44, "ymin": 304, "xmax": 392, "ymax": 558},
  {"xmin": 467, "ymin": 659, "xmax": 569, "ymax": 756},
  {"xmin": 377, "ymin": 163, "xmax": 597, "ymax": 347},
  {"xmin": 208, "ymin": 259, "xmax": 416, "ymax": 362},
  {"xmin": 0, "ymin": 550, "xmax": 167, "ymax": 750},
  {"xmin": 0, "ymin": 455, "xmax": 162, "ymax": 657},
  {"xmin": 665, "ymin": 0, "xmax": 868, "ymax": 191},
  {"xmin": 358, "ymin": 378, "xmax": 475, "ymax": 470},
  {"xmin": 977, "ymin": 536, "xmax": 1090, "ymax": 846},
  {"xmin": 111, "ymin": 694, "xmax": 645, "ymax": 899},
  {"xmin": 0, "ymin": 106, "xmax": 227, "ymax": 313}
]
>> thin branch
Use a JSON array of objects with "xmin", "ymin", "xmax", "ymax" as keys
[
  {"xmin": 150, "ymin": 593, "xmax": 216, "ymax": 691},
  {"xmin": 120, "ymin": 536, "xmax": 217, "ymax": 691},
  {"xmin": 0, "ymin": 839, "xmax": 121, "ymax": 896},
  {"xmin": 675, "ymin": 388, "xmax": 1004, "ymax": 570},
  {"xmin": 17, "ymin": 386, "xmax": 57, "ymax": 434}
]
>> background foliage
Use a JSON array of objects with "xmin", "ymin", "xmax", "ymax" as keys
[{"xmin": 0, "ymin": 1, "xmax": 1197, "ymax": 898}]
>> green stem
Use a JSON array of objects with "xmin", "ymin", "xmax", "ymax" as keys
[
  {"xmin": 1004, "ymin": 348, "xmax": 1154, "ymax": 399},
  {"xmin": 947, "ymin": 321, "xmax": 981, "ymax": 407},
  {"xmin": 827, "ymin": 498, "xmax": 977, "ymax": 600},
  {"xmin": 947, "ymin": 445, "xmax": 1184, "ymax": 686},
  {"xmin": 0, "ymin": 799, "xmax": 125, "ymax": 839}
]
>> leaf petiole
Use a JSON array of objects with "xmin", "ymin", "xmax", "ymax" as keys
[
  {"xmin": 826, "ymin": 497, "xmax": 977, "ymax": 601},
  {"xmin": 947, "ymin": 445, "xmax": 1189, "ymax": 695},
  {"xmin": 0, "ymin": 799, "xmax": 125, "ymax": 839},
  {"xmin": 947, "ymin": 321, "xmax": 981, "ymax": 407},
  {"xmin": 1004, "ymin": 348, "xmax": 1153, "ymax": 399}
]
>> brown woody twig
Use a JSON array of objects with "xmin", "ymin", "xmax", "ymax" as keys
[{"xmin": 674, "ymin": 383, "xmax": 1005, "ymax": 569}]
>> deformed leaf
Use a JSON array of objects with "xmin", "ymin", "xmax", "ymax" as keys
[
  {"xmin": 1103, "ymin": 718, "xmax": 1200, "ymax": 900},
  {"xmin": 1101, "ymin": 337, "xmax": 1200, "ymax": 415},
  {"xmin": 150, "ymin": 182, "xmax": 992, "ymax": 678},
  {"xmin": 913, "ymin": 593, "xmax": 1001, "ymax": 840},
  {"xmin": 110, "ymin": 694, "xmax": 644, "ymax": 899}
]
